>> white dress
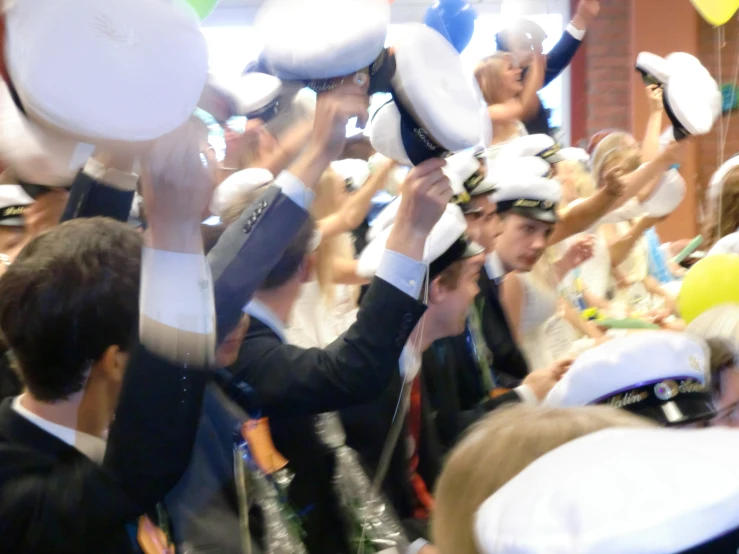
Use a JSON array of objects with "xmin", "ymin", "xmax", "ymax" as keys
[
  {"xmin": 516, "ymin": 273, "xmax": 584, "ymax": 371},
  {"xmin": 286, "ymin": 280, "xmax": 358, "ymax": 349}
]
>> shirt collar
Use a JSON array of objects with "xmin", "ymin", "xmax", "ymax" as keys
[
  {"xmin": 244, "ymin": 298, "xmax": 287, "ymax": 343},
  {"xmin": 12, "ymin": 395, "xmax": 107, "ymax": 464},
  {"xmin": 484, "ymin": 251, "xmax": 507, "ymax": 283}
]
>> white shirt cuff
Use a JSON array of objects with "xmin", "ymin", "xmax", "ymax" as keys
[
  {"xmin": 514, "ymin": 384, "xmax": 540, "ymax": 405},
  {"xmin": 274, "ymin": 170, "xmax": 315, "ymax": 211},
  {"xmin": 140, "ymin": 247, "xmax": 215, "ymax": 335},
  {"xmin": 83, "ymin": 158, "xmax": 139, "ymax": 192},
  {"xmin": 376, "ymin": 250, "xmax": 426, "ymax": 299},
  {"xmin": 567, "ymin": 23, "xmax": 586, "ymax": 40},
  {"xmin": 406, "ymin": 539, "xmax": 429, "ymax": 554}
]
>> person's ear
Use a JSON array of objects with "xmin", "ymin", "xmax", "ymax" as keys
[
  {"xmin": 98, "ymin": 345, "xmax": 129, "ymax": 385},
  {"xmin": 428, "ymin": 276, "xmax": 448, "ymax": 306}
]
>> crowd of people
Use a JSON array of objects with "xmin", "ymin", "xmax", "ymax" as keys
[{"xmin": 1, "ymin": 0, "xmax": 739, "ymax": 553}]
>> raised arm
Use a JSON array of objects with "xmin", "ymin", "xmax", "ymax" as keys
[
  {"xmin": 641, "ymin": 85, "xmax": 664, "ymax": 163},
  {"xmin": 227, "ymin": 158, "xmax": 452, "ymax": 417},
  {"xmin": 487, "ymin": 55, "xmax": 545, "ymax": 123}
]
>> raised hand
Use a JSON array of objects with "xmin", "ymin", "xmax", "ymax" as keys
[
  {"xmin": 522, "ymin": 357, "xmax": 573, "ymax": 401},
  {"xmin": 646, "ymin": 84, "xmax": 664, "ymax": 114}
]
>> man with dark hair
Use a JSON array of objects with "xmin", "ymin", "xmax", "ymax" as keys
[
  {"xmin": 169, "ymin": 157, "xmax": 451, "ymax": 554},
  {"xmin": 0, "ymin": 218, "xmax": 141, "ymax": 404}
]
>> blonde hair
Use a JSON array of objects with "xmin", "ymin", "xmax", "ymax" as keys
[
  {"xmin": 590, "ymin": 131, "xmax": 639, "ymax": 186},
  {"xmin": 704, "ymin": 166, "xmax": 739, "ymax": 248},
  {"xmin": 312, "ymin": 169, "xmax": 357, "ymax": 304},
  {"xmin": 431, "ymin": 405, "xmax": 654, "ymax": 554},
  {"xmin": 474, "ymin": 52, "xmax": 516, "ymax": 106},
  {"xmin": 556, "ymin": 159, "xmax": 597, "ymax": 200}
]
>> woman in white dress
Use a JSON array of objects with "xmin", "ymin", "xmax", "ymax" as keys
[
  {"xmin": 286, "ymin": 159, "xmax": 397, "ymax": 348},
  {"xmin": 473, "ymin": 51, "xmax": 544, "ymax": 147}
]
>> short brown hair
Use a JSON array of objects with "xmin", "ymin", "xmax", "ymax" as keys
[
  {"xmin": 432, "ymin": 405, "xmax": 654, "ymax": 554},
  {"xmin": 0, "ymin": 218, "xmax": 142, "ymax": 401}
]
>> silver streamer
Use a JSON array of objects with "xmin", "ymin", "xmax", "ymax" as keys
[
  {"xmin": 315, "ymin": 413, "xmax": 409, "ymax": 554},
  {"xmin": 233, "ymin": 435, "xmax": 308, "ymax": 554}
]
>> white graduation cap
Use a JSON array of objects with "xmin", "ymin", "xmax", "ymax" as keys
[
  {"xmin": 331, "ymin": 159, "xmax": 371, "ymax": 191},
  {"xmin": 492, "ymin": 134, "xmax": 564, "ymax": 164},
  {"xmin": 0, "ymin": 183, "xmax": 33, "ymax": 226},
  {"xmin": 708, "ymin": 155, "xmax": 739, "ymax": 201},
  {"xmin": 557, "ymin": 147, "xmax": 590, "ymax": 165},
  {"xmin": 492, "ymin": 159, "xmax": 562, "ymax": 223},
  {"xmin": 210, "ymin": 168, "xmax": 274, "ymax": 216},
  {"xmin": 663, "ymin": 53, "xmax": 721, "ymax": 140},
  {"xmin": 200, "ymin": 73, "xmax": 284, "ymax": 122},
  {"xmin": 635, "ymin": 52, "xmax": 672, "ymax": 86},
  {"xmin": 358, "ymin": 203, "xmax": 484, "ymax": 280},
  {"xmin": 544, "ymin": 331, "xmax": 714, "ymax": 426},
  {"xmin": 640, "ymin": 168, "xmax": 686, "ymax": 217},
  {"xmin": 5, "ymin": 0, "xmax": 208, "ymax": 143},
  {"xmin": 256, "ymin": 0, "xmax": 391, "ymax": 81},
  {"xmin": 370, "ymin": 24, "xmax": 484, "ymax": 166},
  {"xmin": 0, "ymin": 80, "xmax": 82, "ymax": 186},
  {"xmin": 475, "ymin": 426, "xmax": 739, "ymax": 554}
]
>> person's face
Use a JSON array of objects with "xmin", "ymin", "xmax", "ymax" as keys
[
  {"xmin": 501, "ymin": 58, "xmax": 524, "ymax": 96},
  {"xmin": 215, "ymin": 314, "xmax": 251, "ymax": 368},
  {"xmin": 432, "ymin": 254, "xmax": 486, "ymax": 337},
  {"xmin": 464, "ymin": 196, "xmax": 501, "ymax": 252},
  {"xmin": 495, "ymin": 213, "xmax": 554, "ymax": 272}
]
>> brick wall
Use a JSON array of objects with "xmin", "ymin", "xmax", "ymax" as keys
[
  {"xmin": 583, "ymin": 0, "xmax": 632, "ymax": 139},
  {"xmin": 697, "ymin": 17, "xmax": 739, "ymax": 192}
]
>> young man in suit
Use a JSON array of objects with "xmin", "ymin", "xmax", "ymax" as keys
[
  {"xmin": 0, "ymin": 122, "xmax": 219, "ymax": 554},
  {"xmin": 340, "ymin": 203, "xmax": 569, "ymax": 554},
  {"xmin": 169, "ymin": 155, "xmax": 452, "ymax": 554},
  {"xmin": 496, "ymin": 0, "xmax": 601, "ymax": 135}
]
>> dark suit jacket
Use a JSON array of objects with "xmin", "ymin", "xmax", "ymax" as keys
[
  {"xmin": 61, "ymin": 169, "xmax": 136, "ymax": 224},
  {"xmin": 168, "ymin": 276, "xmax": 426, "ymax": 553},
  {"xmin": 422, "ymin": 335, "xmax": 522, "ymax": 450},
  {"xmin": 478, "ymin": 273, "xmax": 530, "ymax": 382},
  {"xmin": 340, "ymin": 342, "xmax": 521, "ymax": 542},
  {"xmin": 0, "ymin": 344, "xmax": 209, "ymax": 554}
]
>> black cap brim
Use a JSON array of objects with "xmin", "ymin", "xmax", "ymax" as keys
[
  {"xmin": 625, "ymin": 394, "xmax": 716, "ymax": 427},
  {"xmin": 510, "ymin": 206, "xmax": 558, "ymax": 224}
]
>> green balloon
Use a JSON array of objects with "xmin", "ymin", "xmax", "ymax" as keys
[{"xmin": 186, "ymin": 0, "xmax": 219, "ymax": 20}]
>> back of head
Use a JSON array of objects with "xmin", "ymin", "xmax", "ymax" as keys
[
  {"xmin": 556, "ymin": 159, "xmax": 596, "ymax": 199},
  {"xmin": 0, "ymin": 218, "xmax": 142, "ymax": 401},
  {"xmin": 432, "ymin": 404, "xmax": 654, "ymax": 554},
  {"xmin": 590, "ymin": 131, "xmax": 637, "ymax": 183},
  {"xmin": 474, "ymin": 52, "xmax": 514, "ymax": 106}
]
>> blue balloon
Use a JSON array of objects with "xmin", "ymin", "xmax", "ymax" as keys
[{"xmin": 424, "ymin": 0, "xmax": 478, "ymax": 54}]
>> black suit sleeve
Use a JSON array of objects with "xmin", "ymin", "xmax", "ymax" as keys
[
  {"xmin": 208, "ymin": 186, "xmax": 309, "ymax": 342},
  {"xmin": 544, "ymin": 30, "xmax": 583, "ymax": 86},
  {"xmin": 0, "ymin": 345, "xmax": 209, "ymax": 553},
  {"xmin": 229, "ymin": 277, "xmax": 426, "ymax": 418},
  {"xmin": 61, "ymin": 169, "xmax": 136, "ymax": 223}
]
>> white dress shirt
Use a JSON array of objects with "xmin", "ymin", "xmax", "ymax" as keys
[
  {"xmin": 484, "ymin": 251, "xmax": 507, "ymax": 284},
  {"xmin": 12, "ymin": 395, "xmax": 107, "ymax": 464}
]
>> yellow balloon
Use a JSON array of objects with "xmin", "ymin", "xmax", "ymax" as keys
[
  {"xmin": 690, "ymin": 0, "xmax": 739, "ymax": 26},
  {"xmin": 678, "ymin": 254, "xmax": 739, "ymax": 323}
]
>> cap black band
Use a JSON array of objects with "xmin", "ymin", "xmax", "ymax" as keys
[
  {"xmin": 429, "ymin": 236, "xmax": 469, "ymax": 280},
  {"xmin": 305, "ymin": 49, "xmax": 397, "ymax": 95},
  {"xmin": 662, "ymin": 88, "xmax": 690, "ymax": 142},
  {"xmin": 538, "ymin": 143, "xmax": 562, "ymax": 162},
  {"xmin": 388, "ymin": 86, "xmax": 448, "ymax": 166},
  {"xmin": 680, "ymin": 526, "xmax": 739, "ymax": 554},
  {"xmin": 636, "ymin": 66, "xmax": 663, "ymax": 87},
  {"xmin": 0, "ymin": 204, "xmax": 27, "ymax": 221},
  {"xmin": 496, "ymin": 198, "xmax": 557, "ymax": 214},
  {"xmin": 594, "ymin": 378, "xmax": 716, "ymax": 426},
  {"xmin": 245, "ymin": 98, "xmax": 281, "ymax": 123}
]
